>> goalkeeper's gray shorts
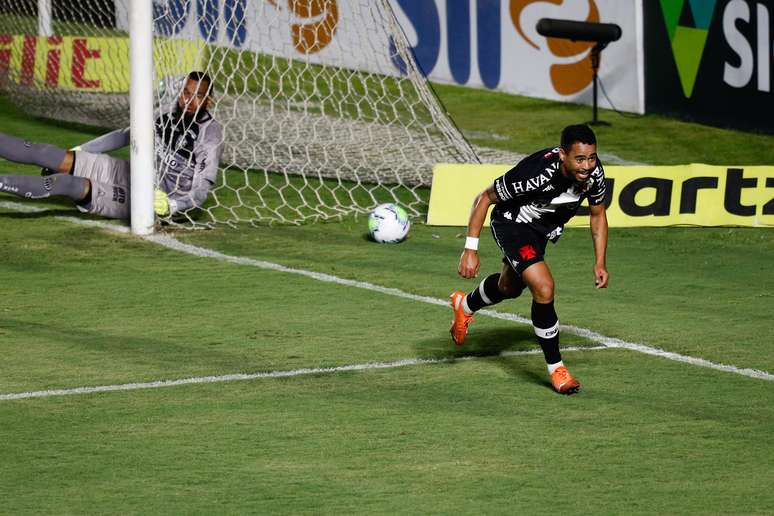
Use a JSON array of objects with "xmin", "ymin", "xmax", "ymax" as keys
[{"xmin": 72, "ymin": 151, "xmax": 131, "ymax": 219}]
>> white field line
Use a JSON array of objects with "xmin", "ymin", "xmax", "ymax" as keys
[
  {"xmin": 0, "ymin": 346, "xmax": 606, "ymax": 401},
  {"xmin": 1, "ymin": 201, "xmax": 772, "ymax": 399}
]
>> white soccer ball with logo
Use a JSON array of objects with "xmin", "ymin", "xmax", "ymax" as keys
[{"xmin": 368, "ymin": 203, "xmax": 411, "ymax": 243}]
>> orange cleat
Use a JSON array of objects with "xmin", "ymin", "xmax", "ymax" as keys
[
  {"xmin": 449, "ymin": 290, "xmax": 474, "ymax": 345},
  {"xmin": 550, "ymin": 366, "xmax": 580, "ymax": 394}
]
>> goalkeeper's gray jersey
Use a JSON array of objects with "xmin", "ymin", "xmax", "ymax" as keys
[
  {"xmin": 154, "ymin": 108, "xmax": 224, "ymax": 213},
  {"xmin": 79, "ymin": 108, "xmax": 224, "ymax": 214}
]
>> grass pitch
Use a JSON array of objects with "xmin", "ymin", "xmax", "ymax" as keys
[{"xmin": 0, "ymin": 91, "xmax": 773, "ymax": 514}]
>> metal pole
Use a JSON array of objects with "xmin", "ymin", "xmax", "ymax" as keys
[
  {"xmin": 37, "ymin": 0, "xmax": 52, "ymax": 37},
  {"xmin": 129, "ymin": 0, "xmax": 155, "ymax": 235},
  {"xmin": 592, "ymin": 46, "xmax": 600, "ymax": 124}
]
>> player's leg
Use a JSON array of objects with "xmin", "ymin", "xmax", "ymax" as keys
[
  {"xmin": 450, "ymin": 263, "xmax": 528, "ymax": 343},
  {"xmin": 449, "ymin": 222, "xmax": 529, "ymax": 345},
  {"xmin": 521, "ymin": 262, "xmax": 580, "ymax": 394},
  {"xmin": 0, "ymin": 132, "xmax": 74, "ymax": 172},
  {"xmin": 0, "ymin": 173, "xmax": 90, "ymax": 202},
  {"xmin": 467, "ymin": 263, "xmax": 526, "ymax": 310}
]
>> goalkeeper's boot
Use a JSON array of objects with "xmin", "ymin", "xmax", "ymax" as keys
[
  {"xmin": 550, "ymin": 366, "xmax": 580, "ymax": 395},
  {"xmin": 449, "ymin": 290, "xmax": 474, "ymax": 346}
]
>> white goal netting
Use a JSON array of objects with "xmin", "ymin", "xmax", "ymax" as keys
[{"xmin": 0, "ymin": 0, "xmax": 481, "ymax": 227}]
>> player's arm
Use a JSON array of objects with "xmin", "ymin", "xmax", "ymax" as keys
[
  {"xmin": 589, "ymin": 202, "xmax": 609, "ymax": 288},
  {"xmin": 78, "ymin": 127, "xmax": 130, "ymax": 153},
  {"xmin": 458, "ymin": 184, "xmax": 498, "ymax": 279}
]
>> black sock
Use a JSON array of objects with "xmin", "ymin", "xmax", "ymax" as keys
[
  {"xmin": 531, "ymin": 300, "xmax": 561, "ymax": 365},
  {"xmin": 466, "ymin": 273, "xmax": 506, "ymax": 312},
  {"xmin": 0, "ymin": 174, "xmax": 89, "ymax": 201},
  {"xmin": 0, "ymin": 133, "xmax": 67, "ymax": 170}
]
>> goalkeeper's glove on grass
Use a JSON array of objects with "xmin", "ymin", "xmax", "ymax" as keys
[{"xmin": 154, "ymin": 189, "xmax": 176, "ymax": 216}]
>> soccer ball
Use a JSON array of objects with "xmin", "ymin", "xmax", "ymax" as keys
[{"xmin": 368, "ymin": 203, "xmax": 411, "ymax": 243}]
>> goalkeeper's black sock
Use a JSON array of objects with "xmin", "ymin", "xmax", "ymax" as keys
[
  {"xmin": 0, "ymin": 174, "xmax": 89, "ymax": 201},
  {"xmin": 531, "ymin": 299, "xmax": 561, "ymax": 366},
  {"xmin": 0, "ymin": 133, "xmax": 67, "ymax": 170}
]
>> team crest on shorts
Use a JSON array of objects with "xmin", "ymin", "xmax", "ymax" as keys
[{"xmin": 519, "ymin": 244, "xmax": 537, "ymax": 260}]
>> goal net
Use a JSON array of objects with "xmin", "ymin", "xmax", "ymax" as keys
[{"xmin": 0, "ymin": 0, "xmax": 480, "ymax": 227}]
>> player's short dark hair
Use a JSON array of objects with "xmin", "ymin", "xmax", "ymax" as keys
[
  {"xmin": 561, "ymin": 124, "xmax": 596, "ymax": 151},
  {"xmin": 187, "ymin": 71, "xmax": 213, "ymax": 96}
]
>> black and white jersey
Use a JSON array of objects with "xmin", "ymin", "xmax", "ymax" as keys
[
  {"xmin": 491, "ymin": 147, "xmax": 606, "ymax": 241},
  {"xmin": 154, "ymin": 108, "xmax": 224, "ymax": 214}
]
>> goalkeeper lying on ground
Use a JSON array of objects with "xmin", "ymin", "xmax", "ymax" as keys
[{"xmin": 0, "ymin": 71, "xmax": 224, "ymax": 219}]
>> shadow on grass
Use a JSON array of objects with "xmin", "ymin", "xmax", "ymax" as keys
[
  {"xmin": 415, "ymin": 326, "xmax": 551, "ymax": 391},
  {"xmin": 0, "ymin": 207, "xmax": 79, "ymax": 219},
  {"xmin": 0, "ymin": 316, "xmax": 245, "ymax": 376}
]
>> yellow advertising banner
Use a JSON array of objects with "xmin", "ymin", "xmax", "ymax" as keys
[
  {"xmin": 427, "ymin": 163, "xmax": 774, "ymax": 227},
  {"xmin": 0, "ymin": 34, "xmax": 204, "ymax": 92}
]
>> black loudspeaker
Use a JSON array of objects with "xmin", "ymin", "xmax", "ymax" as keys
[{"xmin": 536, "ymin": 18, "xmax": 622, "ymax": 125}]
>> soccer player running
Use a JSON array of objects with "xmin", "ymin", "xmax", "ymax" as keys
[
  {"xmin": 0, "ymin": 71, "xmax": 224, "ymax": 220},
  {"xmin": 450, "ymin": 124, "xmax": 609, "ymax": 395}
]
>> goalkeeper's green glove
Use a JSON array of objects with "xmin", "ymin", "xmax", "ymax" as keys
[{"xmin": 154, "ymin": 189, "xmax": 171, "ymax": 216}]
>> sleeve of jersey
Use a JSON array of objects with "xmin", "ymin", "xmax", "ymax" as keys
[
  {"xmin": 167, "ymin": 122, "xmax": 225, "ymax": 215},
  {"xmin": 587, "ymin": 164, "xmax": 607, "ymax": 206},
  {"xmin": 492, "ymin": 166, "xmax": 519, "ymax": 202},
  {"xmin": 79, "ymin": 127, "xmax": 130, "ymax": 153}
]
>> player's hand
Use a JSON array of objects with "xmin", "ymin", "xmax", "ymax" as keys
[
  {"xmin": 594, "ymin": 264, "xmax": 609, "ymax": 289},
  {"xmin": 458, "ymin": 249, "xmax": 480, "ymax": 279},
  {"xmin": 154, "ymin": 189, "xmax": 170, "ymax": 216}
]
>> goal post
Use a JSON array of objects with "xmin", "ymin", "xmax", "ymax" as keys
[
  {"xmin": 129, "ymin": 0, "xmax": 155, "ymax": 235},
  {"xmin": 0, "ymin": 0, "xmax": 480, "ymax": 228}
]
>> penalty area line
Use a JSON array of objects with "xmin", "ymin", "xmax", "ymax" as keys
[
  {"xmin": 0, "ymin": 347, "xmax": 605, "ymax": 401},
  {"xmin": 1, "ymin": 201, "xmax": 772, "ymax": 384}
]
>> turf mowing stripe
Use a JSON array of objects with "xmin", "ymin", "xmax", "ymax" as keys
[
  {"xmin": 2, "ymin": 201, "xmax": 773, "ymax": 383},
  {"xmin": 0, "ymin": 347, "xmax": 604, "ymax": 401}
]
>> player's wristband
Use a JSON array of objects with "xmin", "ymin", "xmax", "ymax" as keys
[{"xmin": 464, "ymin": 236, "xmax": 479, "ymax": 251}]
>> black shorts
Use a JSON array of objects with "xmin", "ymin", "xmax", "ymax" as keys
[{"xmin": 490, "ymin": 221, "xmax": 548, "ymax": 275}]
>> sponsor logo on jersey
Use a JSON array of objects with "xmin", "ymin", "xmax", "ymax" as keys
[
  {"xmin": 510, "ymin": 172, "xmax": 552, "ymax": 194},
  {"xmin": 495, "ymin": 180, "xmax": 510, "ymax": 201},
  {"xmin": 112, "ymin": 186, "xmax": 126, "ymax": 204},
  {"xmin": 547, "ymin": 227, "xmax": 563, "ymax": 240}
]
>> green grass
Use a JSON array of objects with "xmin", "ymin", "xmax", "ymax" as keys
[
  {"xmin": 434, "ymin": 82, "xmax": 774, "ymax": 165},
  {"xmin": 1, "ymin": 88, "xmax": 773, "ymax": 514},
  {"xmin": 2, "ymin": 356, "xmax": 771, "ymax": 514}
]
